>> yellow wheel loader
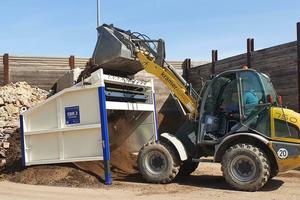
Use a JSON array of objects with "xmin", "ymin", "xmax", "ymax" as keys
[{"xmin": 90, "ymin": 24, "xmax": 300, "ymax": 191}]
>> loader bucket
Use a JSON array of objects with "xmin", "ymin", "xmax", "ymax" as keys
[{"xmin": 92, "ymin": 24, "xmax": 144, "ymax": 75}]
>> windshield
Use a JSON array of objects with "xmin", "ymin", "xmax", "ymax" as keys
[
  {"xmin": 260, "ymin": 73, "xmax": 278, "ymax": 104},
  {"xmin": 240, "ymin": 72, "xmax": 300, "ymax": 140}
]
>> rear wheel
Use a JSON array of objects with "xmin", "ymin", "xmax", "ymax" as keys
[
  {"xmin": 138, "ymin": 141, "xmax": 180, "ymax": 183},
  {"xmin": 221, "ymin": 143, "xmax": 270, "ymax": 191}
]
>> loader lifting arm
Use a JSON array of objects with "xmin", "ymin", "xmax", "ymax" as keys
[{"xmin": 135, "ymin": 51, "xmax": 198, "ymax": 117}]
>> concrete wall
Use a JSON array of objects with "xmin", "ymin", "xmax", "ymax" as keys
[{"xmin": 188, "ymin": 41, "xmax": 298, "ymax": 111}]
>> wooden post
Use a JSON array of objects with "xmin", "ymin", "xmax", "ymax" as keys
[
  {"xmin": 182, "ymin": 58, "xmax": 191, "ymax": 82},
  {"xmin": 69, "ymin": 55, "xmax": 75, "ymax": 70},
  {"xmin": 247, "ymin": 38, "xmax": 254, "ymax": 68},
  {"xmin": 297, "ymin": 22, "xmax": 300, "ymax": 111},
  {"xmin": 3, "ymin": 53, "xmax": 9, "ymax": 85},
  {"xmin": 211, "ymin": 50, "xmax": 218, "ymax": 74}
]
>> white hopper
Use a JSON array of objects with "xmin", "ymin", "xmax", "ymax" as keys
[{"xmin": 20, "ymin": 69, "xmax": 158, "ymax": 175}]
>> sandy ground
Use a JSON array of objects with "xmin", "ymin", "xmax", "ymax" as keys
[{"xmin": 1, "ymin": 162, "xmax": 300, "ymax": 200}]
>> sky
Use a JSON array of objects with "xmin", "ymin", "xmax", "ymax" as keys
[{"xmin": 0, "ymin": 0, "xmax": 299, "ymax": 61}]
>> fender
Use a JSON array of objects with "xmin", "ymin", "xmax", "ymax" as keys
[
  {"xmin": 214, "ymin": 132, "xmax": 270, "ymax": 162},
  {"xmin": 160, "ymin": 133, "xmax": 188, "ymax": 161}
]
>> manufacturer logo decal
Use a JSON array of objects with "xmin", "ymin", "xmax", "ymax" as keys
[
  {"xmin": 277, "ymin": 148, "xmax": 288, "ymax": 159},
  {"xmin": 65, "ymin": 106, "xmax": 80, "ymax": 125}
]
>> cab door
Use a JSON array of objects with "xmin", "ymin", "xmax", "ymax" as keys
[
  {"xmin": 198, "ymin": 70, "xmax": 272, "ymax": 144},
  {"xmin": 198, "ymin": 72, "xmax": 239, "ymax": 143}
]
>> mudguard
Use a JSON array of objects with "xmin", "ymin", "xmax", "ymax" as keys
[
  {"xmin": 161, "ymin": 133, "xmax": 188, "ymax": 161},
  {"xmin": 214, "ymin": 132, "xmax": 270, "ymax": 162}
]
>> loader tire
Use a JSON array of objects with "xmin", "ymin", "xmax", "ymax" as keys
[
  {"xmin": 138, "ymin": 141, "xmax": 180, "ymax": 183},
  {"xmin": 221, "ymin": 143, "xmax": 270, "ymax": 191},
  {"xmin": 269, "ymin": 170, "xmax": 278, "ymax": 181},
  {"xmin": 178, "ymin": 158, "xmax": 199, "ymax": 177}
]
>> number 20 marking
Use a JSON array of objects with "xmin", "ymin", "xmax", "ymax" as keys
[{"xmin": 277, "ymin": 148, "xmax": 288, "ymax": 159}]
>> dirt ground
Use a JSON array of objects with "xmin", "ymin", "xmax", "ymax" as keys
[
  {"xmin": 1, "ymin": 128, "xmax": 300, "ymax": 199},
  {"xmin": 1, "ymin": 162, "xmax": 300, "ymax": 200}
]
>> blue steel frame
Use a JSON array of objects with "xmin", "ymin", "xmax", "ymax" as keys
[
  {"xmin": 152, "ymin": 93, "xmax": 159, "ymax": 141},
  {"xmin": 98, "ymin": 86, "xmax": 112, "ymax": 185},
  {"xmin": 19, "ymin": 115, "xmax": 26, "ymax": 167}
]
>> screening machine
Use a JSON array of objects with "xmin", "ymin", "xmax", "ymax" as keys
[{"xmin": 19, "ymin": 68, "xmax": 158, "ymax": 184}]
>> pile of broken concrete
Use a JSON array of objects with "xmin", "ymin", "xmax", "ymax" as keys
[{"xmin": 0, "ymin": 82, "xmax": 48, "ymax": 166}]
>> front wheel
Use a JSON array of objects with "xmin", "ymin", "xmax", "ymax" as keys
[
  {"xmin": 138, "ymin": 141, "xmax": 180, "ymax": 183},
  {"xmin": 221, "ymin": 143, "xmax": 270, "ymax": 191}
]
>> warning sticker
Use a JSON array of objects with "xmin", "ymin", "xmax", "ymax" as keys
[{"xmin": 65, "ymin": 106, "xmax": 80, "ymax": 125}]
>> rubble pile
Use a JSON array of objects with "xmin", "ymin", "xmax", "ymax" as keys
[
  {"xmin": 0, "ymin": 82, "xmax": 48, "ymax": 167},
  {"xmin": 0, "ymin": 130, "xmax": 10, "ymax": 166}
]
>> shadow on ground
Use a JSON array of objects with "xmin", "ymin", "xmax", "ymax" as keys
[
  {"xmin": 115, "ymin": 173, "xmax": 284, "ymax": 192},
  {"xmin": 177, "ymin": 175, "xmax": 284, "ymax": 191}
]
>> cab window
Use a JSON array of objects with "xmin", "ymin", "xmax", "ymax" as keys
[
  {"xmin": 219, "ymin": 79, "xmax": 239, "ymax": 109},
  {"xmin": 239, "ymin": 71, "xmax": 264, "ymax": 118},
  {"xmin": 204, "ymin": 74, "xmax": 237, "ymax": 115},
  {"xmin": 261, "ymin": 74, "xmax": 278, "ymax": 104},
  {"xmin": 243, "ymin": 107, "xmax": 271, "ymax": 137}
]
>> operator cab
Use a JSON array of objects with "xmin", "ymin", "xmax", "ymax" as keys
[{"xmin": 197, "ymin": 69, "xmax": 284, "ymax": 144}]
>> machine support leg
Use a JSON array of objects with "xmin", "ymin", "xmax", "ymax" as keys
[
  {"xmin": 98, "ymin": 86, "xmax": 112, "ymax": 185},
  {"xmin": 19, "ymin": 115, "xmax": 26, "ymax": 167},
  {"xmin": 152, "ymin": 92, "xmax": 159, "ymax": 141},
  {"xmin": 151, "ymin": 79, "xmax": 159, "ymax": 141}
]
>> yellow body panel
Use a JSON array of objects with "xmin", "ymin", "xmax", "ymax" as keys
[
  {"xmin": 270, "ymin": 107, "xmax": 300, "ymax": 141},
  {"xmin": 268, "ymin": 141, "xmax": 300, "ymax": 172},
  {"xmin": 272, "ymin": 137, "xmax": 300, "ymax": 144},
  {"xmin": 269, "ymin": 107, "xmax": 300, "ymax": 171},
  {"xmin": 277, "ymin": 156, "xmax": 300, "ymax": 172},
  {"xmin": 136, "ymin": 52, "xmax": 198, "ymax": 117}
]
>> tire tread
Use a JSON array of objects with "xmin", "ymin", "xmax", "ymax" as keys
[
  {"xmin": 138, "ymin": 141, "xmax": 180, "ymax": 184},
  {"xmin": 221, "ymin": 143, "xmax": 270, "ymax": 191}
]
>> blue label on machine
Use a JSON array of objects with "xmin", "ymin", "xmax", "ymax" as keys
[{"xmin": 65, "ymin": 106, "xmax": 80, "ymax": 125}]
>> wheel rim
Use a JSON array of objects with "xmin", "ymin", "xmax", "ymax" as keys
[
  {"xmin": 145, "ymin": 150, "xmax": 167, "ymax": 175},
  {"xmin": 230, "ymin": 155, "xmax": 258, "ymax": 182}
]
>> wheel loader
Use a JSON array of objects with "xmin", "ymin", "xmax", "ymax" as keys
[{"xmin": 90, "ymin": 24, "xmax": 300, "ymax": 191}]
